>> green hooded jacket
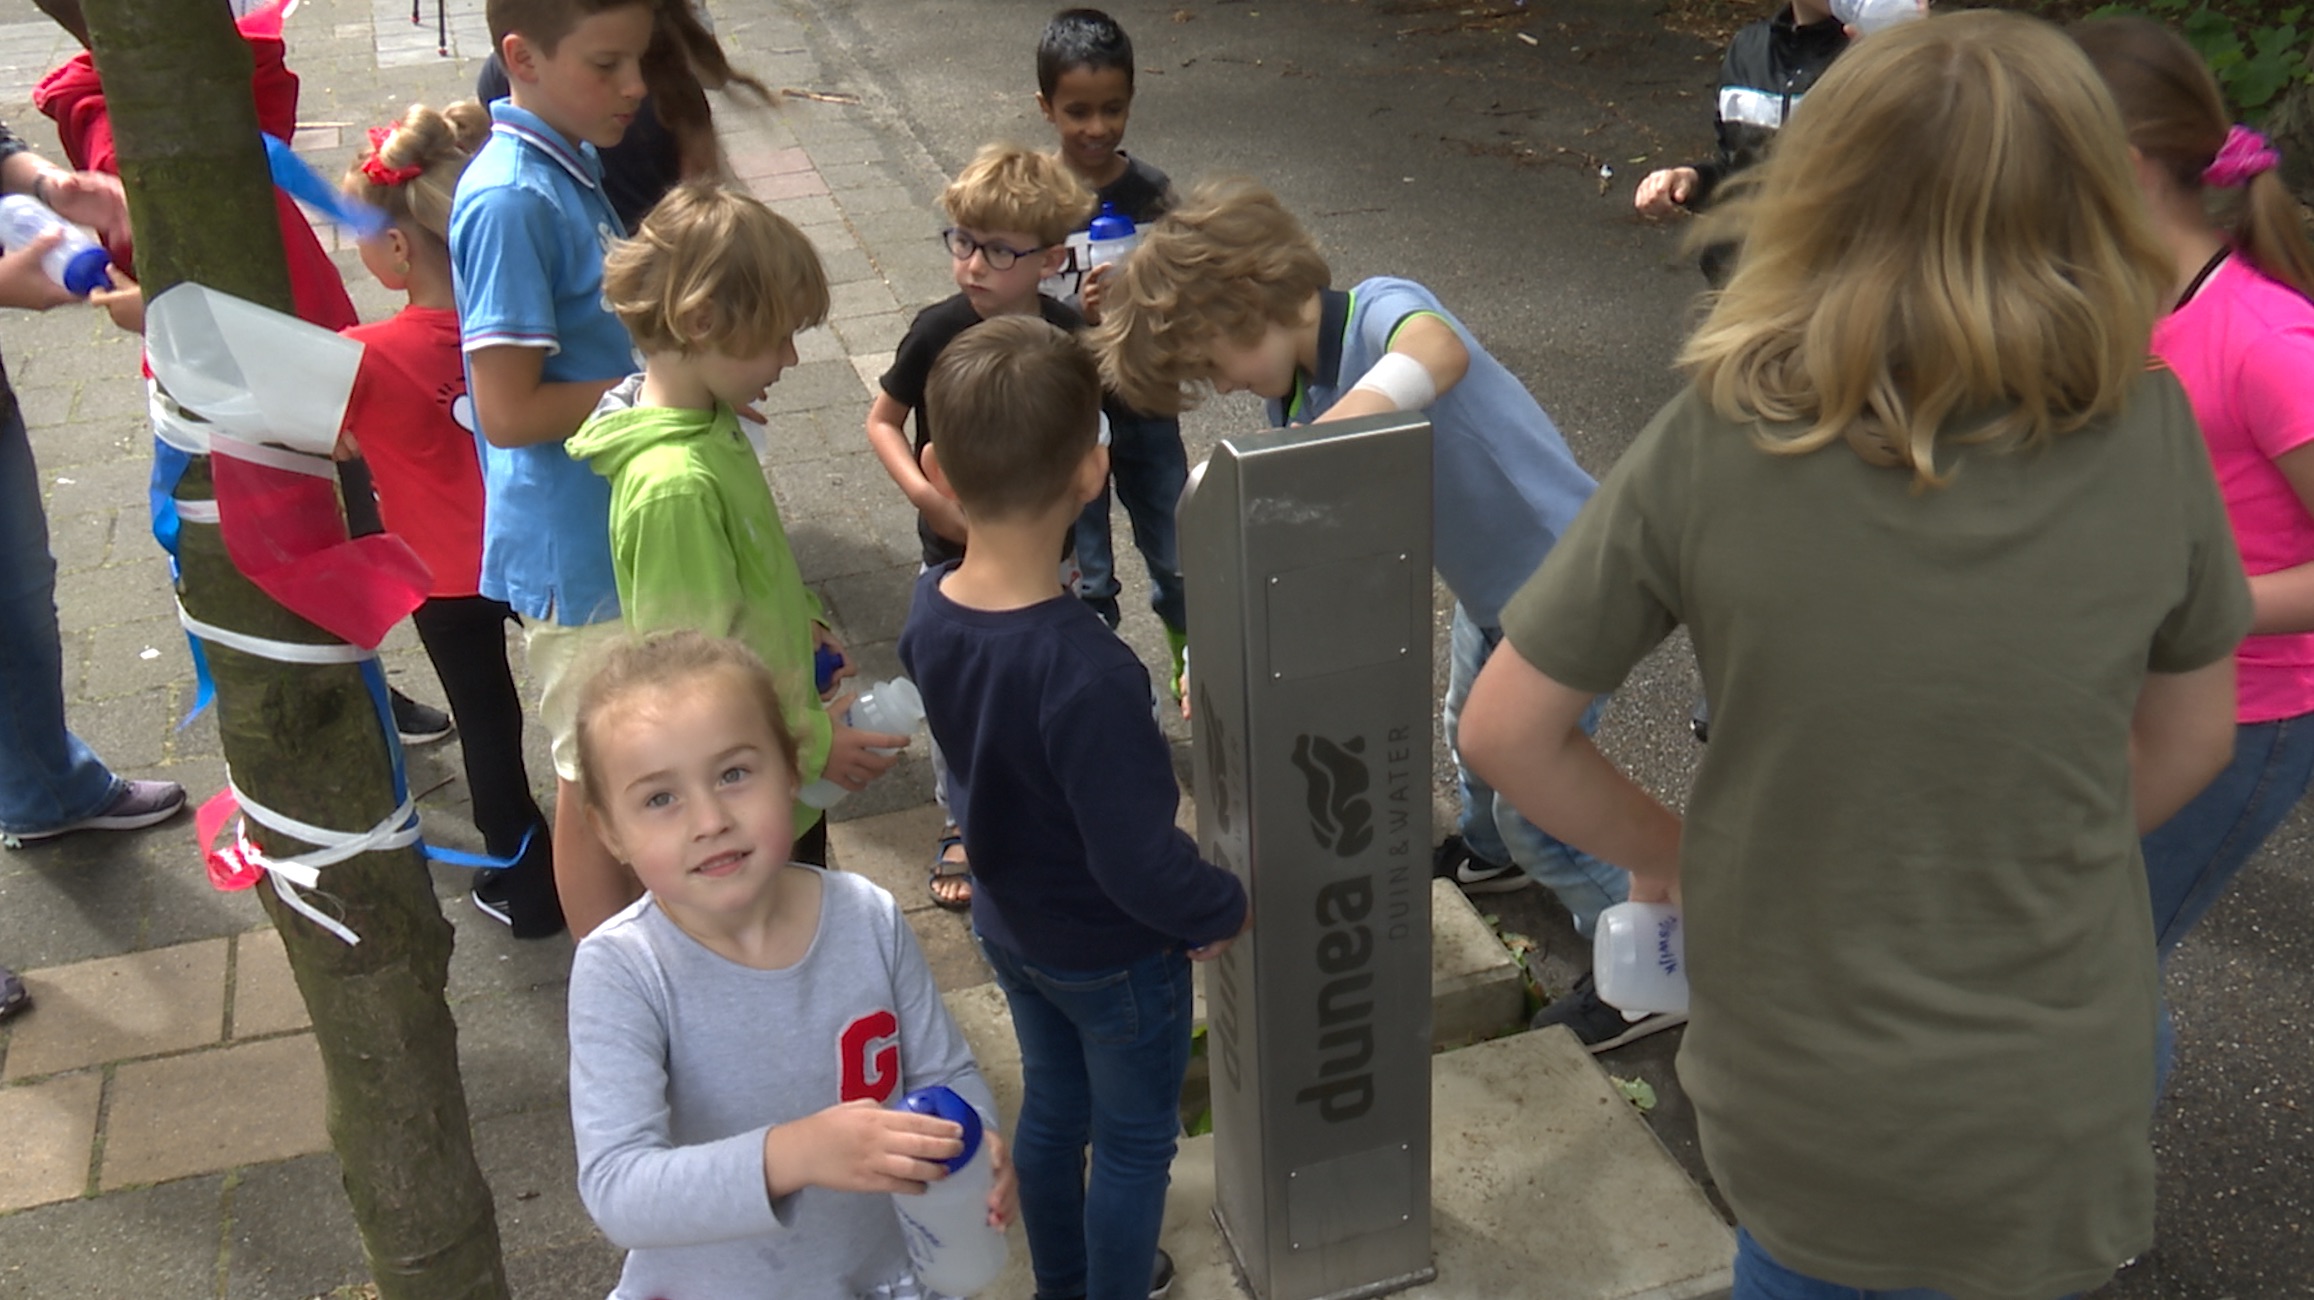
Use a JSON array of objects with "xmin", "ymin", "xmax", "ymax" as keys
[{"xmin": 569, "ymin": 391, "xmax": 832, "ymax": 830}]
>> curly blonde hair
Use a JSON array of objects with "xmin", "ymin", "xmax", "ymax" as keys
[
  {"xmin": 1088, "ymin": 176, "xmax": 1332, "ymax": 416},
  {"xmin": 342, "ymin": 101, "xmax": 489, "ymax": 245},
  {"xmin": 940, "ymin": 143, "xmax": 1096, "ymax": 248},
  {"xmin": 603, "ymin": 182, "xmax": 831, "ymax": 357},
  {"xmin": 1679, "ymin": 10, "xmax": 2172, "ymax": 489}
]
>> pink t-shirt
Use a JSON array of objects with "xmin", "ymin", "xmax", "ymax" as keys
[{"xmin": 2152, "ymin": 255, "xmax": 2314, "ymax": 723}]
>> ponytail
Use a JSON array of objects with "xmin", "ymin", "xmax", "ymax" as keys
[
  {"xmin": 2234, "ymin": 168, "xmax": 2314, "ymax": 302},
  {"xmin": 344, "ymin": 100, "xmax": 489, "ymax": 244}
]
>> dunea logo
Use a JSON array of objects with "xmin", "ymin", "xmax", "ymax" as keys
[{"xmin": 1291, "ymin": 734, "xmax": 1373, "ymax": 857}]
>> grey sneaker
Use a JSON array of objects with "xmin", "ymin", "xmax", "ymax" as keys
[
  {"xmin": 1150, "ymin": 1249, "xmax": 1176, "ymax": 1299},
  {"xmin": 8, "ymin": 779, "xmax": 187, "ymax": 844},
  {"xmin": 1530, "ymin": 972, "xmax": 1687, "ymax": 1054},
  {"xmin": 391, "ymin": 689, "xmax": 454, "ymax": 747},
  {"xmin": 0, "ymin": 967, "xmax": 28, "ymax": 1021}
]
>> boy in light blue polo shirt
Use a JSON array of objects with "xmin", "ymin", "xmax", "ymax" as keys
[
  {"xmin": 449, "ymin": 0, "xmax": 654, "ymax": 938},
  {"xmin": 1095, "ymin": 177, "xmax": 1667, "ymax": 1053}
]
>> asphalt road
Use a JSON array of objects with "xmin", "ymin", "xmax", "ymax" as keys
[{"xmin": 788, "ymin": 0, "xmax": 2314, "ymax": 1293}]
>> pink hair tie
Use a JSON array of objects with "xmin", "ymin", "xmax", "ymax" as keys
[{"xmin": 2203, "ymin": 124, "xmax": 2280, "ymax": 188}]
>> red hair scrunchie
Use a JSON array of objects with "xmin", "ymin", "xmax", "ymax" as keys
[{"xmin": 359, "ymin": 125, "xmax": 424, "ymax": 186}]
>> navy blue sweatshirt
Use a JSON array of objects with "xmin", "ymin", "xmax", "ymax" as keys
[{"xmin": 898, "ymin": 566, "xmax": 1246, "ymax": 969}]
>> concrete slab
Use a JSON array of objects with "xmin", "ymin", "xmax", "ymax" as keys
[
  {"xmin": 0, "ymin": 1071, "xmax": 101, "ymax": 1212},
  {"xmin": 3, "ymin": 939, "xmax": 228, "ymax": 1081},
  {"xmin": 221, "ymin": 1153, "xmax": 368, "ymax": 1300},
  {"xmin": 102, "ymin": 1035, "xmax": 329, "ymax": 1189},
  {"xmin": 0, "ymin": 1172, "xmax": 227, "ymax": 1300},
  {"xmin": 229, "ymin": 927, "xmax": 312, "ymax": 1040}
]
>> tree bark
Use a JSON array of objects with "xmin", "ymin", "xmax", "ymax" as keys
[{"xmin": 76, "ymin": 3, "xmax": 510, "ymax": 1296}]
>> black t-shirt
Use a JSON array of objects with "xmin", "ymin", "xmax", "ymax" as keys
[
  {"xmin": 1096, "ymin": 152, "xmax": 1173, "ymax": 225},
  {"xmin": 879, "ymin": 292, "xmax": 1087, "ymax": 565},
  {"xmin": 477, "ymin": 56, "xmax": 680, "ymax": 234}
]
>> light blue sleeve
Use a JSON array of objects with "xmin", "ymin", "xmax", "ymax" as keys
[
  {"xmin": 1350, "ymin": 278, "xmax": 1461, "ymax": 366},
  {"xmin": 452, "ymin": 184, "xmax": 564, "ymax": 355}
]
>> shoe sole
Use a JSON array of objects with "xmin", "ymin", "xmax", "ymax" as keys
[
  {"xmin": 1585, "ymin": 1011, "xmax": 1689, "ymax": 1055},
  {"xmin": 1453, "ymin": 869, "xmax": 1535, "ymax": 895},
  {"xmin": 471, "ymin": 889, "xmax": 513, "ymax": 928},
  {"xmin": 398, "ymin": 728, "xmax": 456, "ymax": 747},
  {"xmin": 8, "ymin": 800, "xmax": 187, "ymax": 843}
]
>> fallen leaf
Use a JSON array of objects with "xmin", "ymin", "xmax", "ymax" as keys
[{"xmin": 1612, "ymin": 1076, "xmax": 1658, "ymax": 1112}]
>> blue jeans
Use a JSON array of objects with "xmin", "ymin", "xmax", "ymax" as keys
[
  {"xmin": 2141, "ymin": 713, "xmax": 2314, "ymax": 1088},
  {"xmin": 0, "ymin": 396, "xmax": 121, "ymax": 835},
  {"xmin": 1734, "ymin": 1229, "xmax": 2079, "ymax": 1299},
  {"xmin": 978, "ymin": 936, "xmax": 1190, "ymax": 1300},
  {"xmin": 1441, "ymin": 605, "xmax": 1629, "ymax": 936},
  {"xmin": 1073, "ymin": 409, "xmax": 1187, "ymax": 634}
]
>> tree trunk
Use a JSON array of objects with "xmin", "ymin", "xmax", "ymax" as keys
[
  {"xmin": 2265, "ymin": 78, "xmax": 2314, "ymax": 214},
  {"xmin": 76, "ymin": 3, "xmax": 511, "ymax": 1296}
]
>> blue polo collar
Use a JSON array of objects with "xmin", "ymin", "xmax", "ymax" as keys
[{"xmin": 486, "ymin": 99, "xmax": 602, "ymax": 190}]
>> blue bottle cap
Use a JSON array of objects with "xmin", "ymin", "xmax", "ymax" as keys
[
  {"xmin": 1087, "ymin": 201, "xmax": 1134, "ymax": 242},
  {"xmin": 898, "ymin": 1085, "xmax": 983, "ymax": 1172},
  {"xmin": 814, "ymin": 643, "xmax": 845, "ymax": 694},
  {"xmin": 61, "ymin": 246, "xmax": 112, "ymax": 298}
]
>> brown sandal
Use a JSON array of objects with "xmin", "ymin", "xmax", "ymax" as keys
[{"xmin": 928, "ymin": 829, "xmax": 972, "ymax": 912}]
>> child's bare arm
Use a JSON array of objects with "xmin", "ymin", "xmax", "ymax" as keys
[
  {"xmin": 1460, "ymin": 636, "xmax": 1682, "ymax": 902},
  {"xmin": 866, "ymin": 392, "xmax": 969, "ymax": 542},
  {"xmin": 469, "ymin": 345, "xmax": 621, "ymax": 448},
  {"xmin": 761, "ymin": 1100, "xmax": 960, "ymax": 1199},
  {"xmin": 1314, "ymin": 314, "xmax": 1470, "ymax": 424},
  {"xmin": 2129, "ymin": 658, "xmax": 2238, "ymax": 834}
]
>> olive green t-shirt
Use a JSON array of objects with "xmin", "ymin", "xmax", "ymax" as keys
[{"xmin": 1502, "ymin": 370, "xmax": 2251, "ymax": 1299}]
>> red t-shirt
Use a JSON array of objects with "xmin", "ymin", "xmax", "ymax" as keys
[{"xmin": 340, "ymin": 307, "xmax": 485, "ymax": 598}]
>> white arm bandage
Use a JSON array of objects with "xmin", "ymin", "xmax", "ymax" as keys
[{"xmin": 1347, "ymin": 350, "xmax": 1438, "ymax": 412}]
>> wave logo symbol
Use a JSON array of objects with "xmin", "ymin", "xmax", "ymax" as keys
[{"xmin": 1291, "ymin": 734, "xmax": 1373, "ymax": 857}]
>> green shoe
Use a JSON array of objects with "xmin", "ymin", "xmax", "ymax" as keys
[{"xmin": 1165, "ymin": 625, "xmax": 1190, "ymax": 701}]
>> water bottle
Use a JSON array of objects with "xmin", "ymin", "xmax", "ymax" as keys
[
  {"xmin": 1085, "ymin": 202, "xmax": 1138, "ymax": 271},
  {"xmin": 1592, "ymin": 900, "xmax": 1688, "ymax": 1018},
  {"xmin": 0, "ymin": 195, "xmax": 113, "ymax": 297},
  {"xmin": 798, "ymin": 677, "xmax": 925, "ymax": 809},
  {"xmin": 1829, "ymin": 0, "xmax": 1926, "ymax": 34},
  {"xmin": 892, "ymin": 1085, "xmax": 1007, "ymax": 1295}
]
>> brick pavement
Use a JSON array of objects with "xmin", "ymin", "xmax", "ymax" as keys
[{"xmin": 0, "ymin": 1, "xmax": 1096, "ymax": 1293}]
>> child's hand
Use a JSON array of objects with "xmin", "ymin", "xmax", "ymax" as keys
[
  {"xmin": 824, "ymin": 693, "xmax": 906, "ymax": 792},
  {"xmin": 1633, "ymin": 167, "xmax": 1698, "ymax": 218},
  {"xmin": 763, "ymin": 1099, "xmax": 963, "ymax": 1198},
  {"xmin": 923, "ymin": 495, "xmax": 970, "ymax": 546},
  {"xmin": 984, "ymin": 1130, "xmax": 1018, "ymax": 1229},
  {"xmin": 89, "ymin": 269, "xmax": 143, "ymax": 334},
  {"xmin": 0, "ymin": 231, "xmax": 81, "ymax": 312},
  {"xmin": 1079, "ymin": 262, "xmax": 1110, "ymax": 326},
  {"xmin": 1189, "ymin": 901, "xmax": 1252, "ymax": 962}
]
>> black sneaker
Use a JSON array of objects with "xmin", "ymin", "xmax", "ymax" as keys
[
  {"xmin": 473, "ymin": 867, "xmax": 567, "ymax": 940},
  {"xmin": 1530, "ymin": 972, "xmax": 1686, "ymax": 1054},
  {"xmin": 1150, "ymin": 1248, "xmax": 1176, "ymax": 1299},
  {"xmin": 1431, "ymin": 833, "xmax": 1531, "ymax": 895},
  {"xmin": 391, "ymin": 689, "xmax": 454, "ymax": 747}
]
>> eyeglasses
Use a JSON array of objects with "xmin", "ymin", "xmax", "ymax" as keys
[{"xmin": 940, "ymin": 228, "xmax": 1044, "ymax": 271}]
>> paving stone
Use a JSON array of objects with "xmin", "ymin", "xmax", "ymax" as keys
[
  {"xmin": 766, "ymin": 192, "xmax": 842, "ymax": 228},
  {"xmin": 834, "ymin": 310, "xmax": 909, "ymax": 356},
  {"xmin": 848, "ymin": 350, "xmax": 895, "ymax": 398},
  {"xmin": 451, "ymin": 984, "xmax": 571, "ymax": 1123},
  {"xmin": 0, "ymin": 1172, "xmax": 226, "ymax": 1300},
  {"xmin": 834, "ymin": 182, "xmax": 923, "ymax": 218},
  {"xmin": 819, "ymin": 568, "xmax": 921, "ymax": 648},
  {"xmin": 910, "ymin": 903, "xmax": 990, "ymax": 994},
  {"xmin": 728, "ymin": 143, "xmax": 814, "ymax": 180},
  {"xmin": 755, "ymin": 357, "xmax": 872, "ymax": 417},
  {"xmin": 794, "ymin": 322, "xmax": 847, "ymax": 364},
  {"xmin": 220, "ymin": 1153, "xmax": 368, "ymax": 1300},
  {"xmin": 3, "ymin": 939, "xmax": 227, "ymax": 1082},
  {"xmin": 749, "ymin": 166, "xmax": 832, "ymax": 202},
  {"xmin": 503, "ymin": 1235, "xmax": 624, "ymax": 1300},
  {"xmin": 51, "ymin": 561, "xmax": 174, "ymax": 637},
  {"xmin": 812, "ymin": 240, "xmax": 878, "ymax": 287},
  {"xmin": 77, "ymin": 615, "xmax": 190, "ymax": 701},
  {"xmin": 0, "ymin": 1071, "xmax": 102, "ymax": 1212},
  {"xmin": 229, "ymin": 927, "xmax": 312, "ymax": 1041},
  {"xmin": 472, "ymin": 1105, "xmax": 599, "ymax": 1256},
  {"xmin": 139, "ymin": 841, "xmax": 266, "ymax": 954},
  {"xmin": 46, "ymin": 506, "xmax": 118, "ymax": 576},
  {"xmin": 826, "ymin": 803, "xmax": 950, "ymax": 915},
  {"xmin": 102, "ymin": 1034, "xmax": 329, "ymax": 1189}
]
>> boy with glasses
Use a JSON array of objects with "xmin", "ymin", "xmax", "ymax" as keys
[{"xmin": 866, "ymin": 142, "xmax": 1094, "ymax": 912}]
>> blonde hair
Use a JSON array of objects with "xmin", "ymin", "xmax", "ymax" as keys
[
  {"xmin": 2075, "ymin": 17, "xmax": 2314, "ymax": 301},
  {"xmin": 574, "ymin": 629, "xmax": 800, "ymax": 814},
  {"xmin": 940, "ymin": 143, "xmax": 1096, "ymax": 248},
  {"xmin": 1679, "ymin": 10, "xmax": 2173, "ymax": 488},
  {"xmin": 926, "ymin": 316, "xmax": 1103, "ymax": 521},
  {"xmin": 603, "ymin": 182, "xmax": 831, "ymax": 357},
  {"xmin": 1089, "ymin": 176, "xmax": 1332, "ymax": 416},
  {"xmin": 342, "ymin": 101, "xmax": 490, "ymax": 244}
]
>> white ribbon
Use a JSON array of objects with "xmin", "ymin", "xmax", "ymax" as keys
[{"xmin": 177, "ymin": 602, "xmax": 374, "ymax": 665}]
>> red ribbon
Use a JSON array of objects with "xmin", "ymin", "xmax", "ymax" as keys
[
  {"xmin": 360, "ymin": 127, "xmax": 424, "ymax": 186},
  {"xmin": 210, "ymin": 449, "xmax": 431, "ymax": 649}
]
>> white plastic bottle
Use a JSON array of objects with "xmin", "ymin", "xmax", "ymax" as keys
[
  {"xmin": 1085, "ymin": 202, "xmax": 1138, "ymax": 271},
  {"xmin": 798, "ymin": 678, "xmax": 924, "ymax": 809},
  {"xmin": 892, "ymin": 1085, "xmax": 1007, "ymax": 1295},
  {"xmin": 0, "ymin": 195, "xmax": 113, "ymax": 297},
  {"xmin": 1592, "ymin": 900, "xmax": 1688, "ymax": 1018},
  {"xmin": 1830, "ymin": 0, "xmax": 1927, "ymax": 35}
]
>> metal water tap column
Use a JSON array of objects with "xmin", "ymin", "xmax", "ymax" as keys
[{"xmin": 1181, "ymin": 413, "xmax": 1437, "ymax": 1300}]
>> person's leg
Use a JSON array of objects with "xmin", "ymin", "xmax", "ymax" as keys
[
  {"xmin": 1731, "ymin": 1227, "xmax": 1955, "ymax": 1300},
  {"xmin": 1105, "ymin": 411, "xmax": 1189, "ymax": 638},
  {"xmin": 1073, "ymin": 488, "xmax": 1124, "ymax": 630},
  {"xmin": 979, "ymin": 937, "xmax": 1095, "ymax": 1300},
  {"xmin": 412, "ymin": 597, "xmax": 561, "ymax": 936},
  {"xmin": 0, "ymin": 399, "xmax": 120, "ymax": 836},
  {"xmin": 1438, "ymin": 604, "xmax": 1520, "ymax": 876},
  {"xmin": 522, "ymin": 618, "xmax": 638, "ymax": 939},
  {"xmin": 2139, "ymin": 713, "xmax": 2314, "ymax": 1091},
  {"xmin": 1077, "ymin": 947, "xmax": 1192, "ymax": 1300}
]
